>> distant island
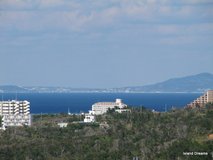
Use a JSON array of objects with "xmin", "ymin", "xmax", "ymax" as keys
[{"xmin": 0, "ymin": 73, "xmax": 213, "ymax": 93}]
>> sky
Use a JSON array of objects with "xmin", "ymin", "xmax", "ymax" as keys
[{"xmin": 0, "ymin": 0, "xmax": 213, "ymax": 88}]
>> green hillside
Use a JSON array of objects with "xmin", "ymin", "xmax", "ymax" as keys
[{"xmin": 0, "ymin": 104, "xmax": 213, "ymax": 160}]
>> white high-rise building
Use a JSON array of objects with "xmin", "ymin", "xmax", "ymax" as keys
[{"xmin": 0, "ymin": 100, "xmax": 31, "ymax": 129}]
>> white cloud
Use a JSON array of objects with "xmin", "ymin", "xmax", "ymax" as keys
[
  {"xmin": 179, "ymin": 0, "xmax": 213, "ymax": 4},
  {"xmin": 0, "ymin": 0, "xmax": 212, "ymax": 38},
  {"xmin": 159, "ymin": 35, "xmax": 210, "ymax": 46},
  {"xmin": 157, "ymin": 23, "xmax": 213, "ymax": 45},
  {"xmin": 39, "ymin": 0, "xmax": 64, "ymax": 7}
]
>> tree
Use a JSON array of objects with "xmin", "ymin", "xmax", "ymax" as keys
[{"xmin": 0, "ymin": 116, "xmax": 2, "ymax": 127}]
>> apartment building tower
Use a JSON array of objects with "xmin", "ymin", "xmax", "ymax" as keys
[
  {"xmin": 0, "ymin": 100, "xmax": 31, "ymax": 129},
  {"xmin": 187, "ymin": 90, "xmax": 213, "ymax": 108}
]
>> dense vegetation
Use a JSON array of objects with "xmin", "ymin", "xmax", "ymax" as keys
[{"xmin": 0, "ymin": 104, "xmax": 213, "ymax": 160}]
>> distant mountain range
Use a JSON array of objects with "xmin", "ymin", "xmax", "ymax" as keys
[
  {"xmin": 0, "ymin": 73, "xmax": 213, "ymax": 93},
  {"xmin": 117, "ymin": 73, "xmax": 213, "ymax": 93}
]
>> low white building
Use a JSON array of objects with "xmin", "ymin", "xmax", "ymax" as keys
[
  {"xmin": 84, "ymin": 113, "xmax": 95, "ymax": 123},
  {"xmin": 0, "ymin": 100, "xmax": 31, "ymax": 130},
  {"xmin": 115, "ymin": 109, "xmax": 131, "ymax": 113},
  {"xmin": 58, "ymin": 122, "xmax": 68, "ymax": 128},
  {"xmin": 83, "ymin": 99, "xmax": 128, "ymax": 123},
  {"xmin": 3, "ymin": 114, "xmax": 31, "ymax": 127},
  {"xmin": 92, "ymin": 99, "xmax": 127, "ymax": 115}
]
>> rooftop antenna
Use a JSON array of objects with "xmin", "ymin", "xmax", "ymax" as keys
[
  {"xmin": 68, "ymin": 107, "xmax": 71, "ymax": 115},
  {"xmin": 15, "ymin": 92, "xmax": 18, "ymax": 101}
]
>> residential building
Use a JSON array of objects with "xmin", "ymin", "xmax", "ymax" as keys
[
  {"xmin": 58, "ymin": 122, "xmax": 68, "ymax": 128},
  {"xmin": 207, "ymin": 90, "xmax": 213, "ymax": 102},
  {"xmin": 0, "ymin": 100, "xmax": 31, "ymax": 129},
  {"xmin": 115, "ymin": 109, "xmax": 131, "ymax": 113},
  {"xmin": 187, "ymin": 90, "xmax": 213, "ymax": 108},
  {"xmin": 92, "ymin": 99, "xmax": 127, "ymax": 115},
  {"xmin": 83, "ymin": 99, "xmax": 128, "ymax": 123},
  {"xmin": 84, "ymin": 113, "xmax": 95, "ymax": 123}
]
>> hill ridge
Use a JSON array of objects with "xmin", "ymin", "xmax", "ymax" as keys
[{"xmin": 0, "ymin": 72, "xmax": 213, "ymax": 93}]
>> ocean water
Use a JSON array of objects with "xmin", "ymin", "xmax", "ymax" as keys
[{"xmin": 1, "ymin": 93, "xmax": 202, "ymax": 114}]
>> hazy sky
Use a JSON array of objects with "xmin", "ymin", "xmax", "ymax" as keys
[{"xmin": 0, "ymin": 0, "xmax": 213, "ymax": 88}]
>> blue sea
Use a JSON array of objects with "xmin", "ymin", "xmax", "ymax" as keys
[{"xmin": 1, "ymin": 93, "xmax": 202, "ymax": 114}]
